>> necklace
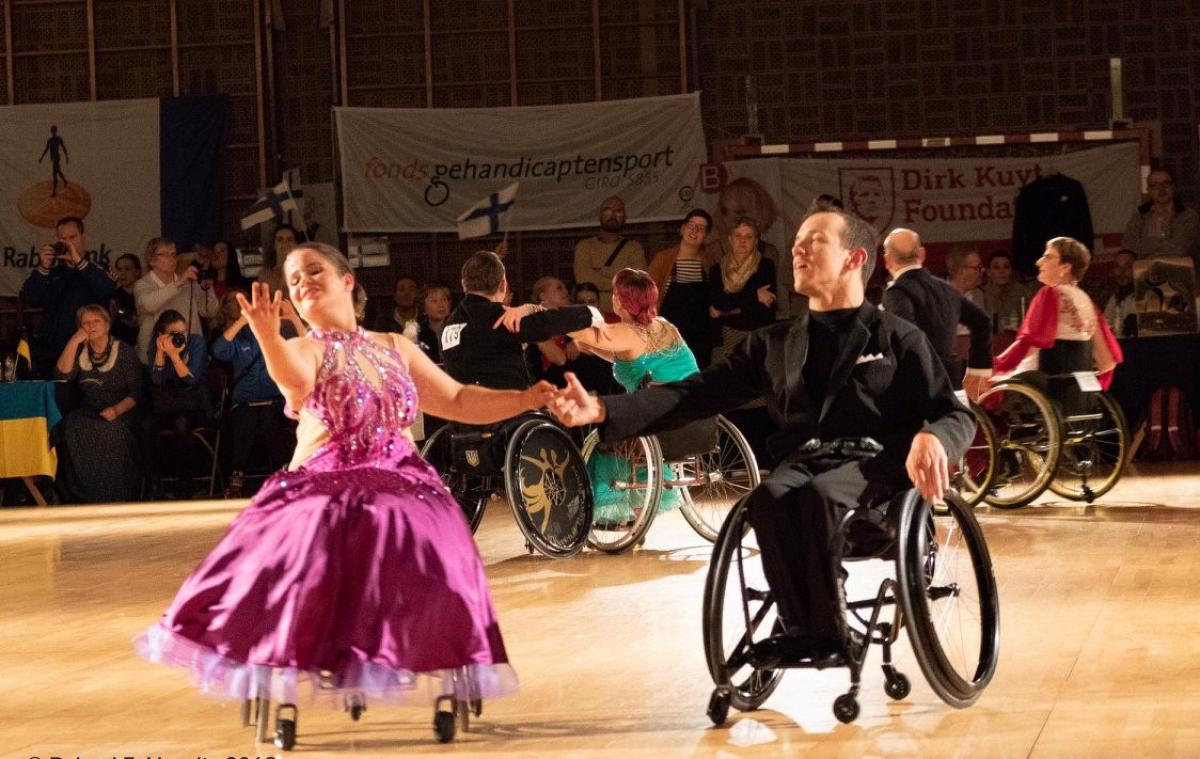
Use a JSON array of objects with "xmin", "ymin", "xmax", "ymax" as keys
[{"xmin": 88, "ymin": 336, "xmax": 113, "ymax": 367}]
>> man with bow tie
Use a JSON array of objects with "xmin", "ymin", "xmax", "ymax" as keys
[{"xmin": 549, "ymin": 198, "xmax": 975, "ymax": 666}]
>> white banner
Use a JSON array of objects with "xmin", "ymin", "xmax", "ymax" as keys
[
  {"xmin": 335, "ymin": 93, "xmax": 707, "ymax": 233},
  {"xmin": 0, "ymin": 99, "xmax": 160, "ymax": 296},
  {"xmin": 774, "ymin": 142, "xmax": 1140, "ymax": 250}
]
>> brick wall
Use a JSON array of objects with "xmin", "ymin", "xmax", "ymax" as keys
[{"xmin": 698, "ymin": 0, "xmax": 1200, "ymax": 202}]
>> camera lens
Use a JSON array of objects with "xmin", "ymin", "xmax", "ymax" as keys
[
  {"xmin": 170, "ymin": 333, "xmax": 187, "ymax": 349},
  {"xmin": 52, "ymin": 242, "xmax": 69, "ymax": 255}
]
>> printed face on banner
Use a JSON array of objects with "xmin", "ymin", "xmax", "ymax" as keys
[{"xmin": 840, "ymin": 168, "xmax": 895, "ymax": 237}]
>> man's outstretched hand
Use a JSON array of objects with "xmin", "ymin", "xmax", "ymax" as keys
[
  {"xmin": 906, "ymin": 431, "xmax": 949, "ymax": 503},
  {"xmin": 548, "ymin": 372, "xmax": 605, "ymax": 426}
]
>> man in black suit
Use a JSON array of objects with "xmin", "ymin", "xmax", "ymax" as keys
[
  {"xmin": 549, "ymin": 201, "xmax": 975, "ymax": 665},
  {"xmin": 881, "ymin": 228, "xmax": 993, "ymax": 401},
  {"xmin": 440, "ymin": 250, "xmax": 603, "ymax": 391}
]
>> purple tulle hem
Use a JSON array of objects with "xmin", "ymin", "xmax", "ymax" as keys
[{"xmin": 135, "ymin": 624, "xmax": 519, "ymax": 708}]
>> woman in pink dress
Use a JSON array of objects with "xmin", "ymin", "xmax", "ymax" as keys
[{"xmin": 137, "ymin": 243, "xmax": 553, "ymax": 721}]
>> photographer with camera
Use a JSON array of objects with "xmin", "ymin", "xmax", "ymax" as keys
[
  {"xmin": 145, "ymin": 309, "xmax": 211, "ymax": 500},
  {"xmin": 133, "ymin": 237, "xmax": 219, "ymax": 364},
  {"xmin": 19, "ymin": 216, "xmax": 116, "ymax": 378}
]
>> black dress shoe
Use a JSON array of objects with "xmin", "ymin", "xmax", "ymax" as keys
[{"xmin": 747, "ymin": 634, "xmax": 844, "ymax": 669}]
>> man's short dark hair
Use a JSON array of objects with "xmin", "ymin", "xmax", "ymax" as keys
[
  {"xmin": 56, "ymin": 216, "xmax": 84, "ymax": 234},
  {"xmin": 684, "ymin": 208, "xmax": 713, "ymax": 229},
  {"xmin": 802, "ymin": 198, "xmax": 878, "ymax": 282},
  {"xmin": 461, "ymin": 250, "xmax": 505, "ymax": 295}
]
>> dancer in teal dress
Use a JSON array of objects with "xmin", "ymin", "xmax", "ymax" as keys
[{"xmin": 568, "ymin": 269, "xmax": 700, "ymax": 521}]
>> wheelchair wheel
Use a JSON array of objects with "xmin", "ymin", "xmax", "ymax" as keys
[
  {"xmin": 1047, "ymin": 391, "xmax": 1128, "ymax": 503},
  {"xmin": 419, "ymin": 426, "xmax": 490, "ymax": 533},
  {"xmin": 678, "ymin": 416, "xmax": 762, "ymax": 543},
  {"xmin": 896, "ymin": 490, "xmax": 1000, "ymax": 708},
  {"xmin": 581, "ymin": 431, "xmax": 662, "ymax": 554},
  {"xmin": 701, "ymin": 498, "xmax": 784, "ymax": 713},
  {"xmin": 504, "ymin": 419, "xmax": 594, "ymax": 559},
  {"xmin": 953, "ymin": 403, "xmax": 997, "ymax": 507},
  {"xmin": 978, "ymin": 380, "xmax": 1062, "ymax": 509}
]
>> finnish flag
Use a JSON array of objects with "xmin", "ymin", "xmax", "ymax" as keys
[
  {"xmin": 456, "ymin": 182, "xmax": 518, "ymax": 240},
  {"xmin": 241, "ymin": 177, "xmax": 303, "ymax": 230}
]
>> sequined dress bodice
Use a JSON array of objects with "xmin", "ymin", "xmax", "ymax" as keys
[{"xmin": 294, "ymin": 328, "xmax": 419, "ymax": 469}]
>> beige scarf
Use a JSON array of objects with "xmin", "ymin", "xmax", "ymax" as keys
[{"xmin": 718, "ymin": 240, "xmax": 761, "ymax": 294}]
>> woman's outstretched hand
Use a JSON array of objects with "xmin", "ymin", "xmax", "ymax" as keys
[
  {"xmin": 236, "ymin": 282, "xmax": 282, "ymax": 339},
  {"xmin": 492, "ymin": 303, "xmax": 537, "ymax": 333},
  {"xmin": 548, "ymin": 372, "xmax": 604, "ymax": 426}
]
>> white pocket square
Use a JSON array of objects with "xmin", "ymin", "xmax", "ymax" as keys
[{"xmin": 855, "ymin": 352, "xmax": 885, "ymax": 365}]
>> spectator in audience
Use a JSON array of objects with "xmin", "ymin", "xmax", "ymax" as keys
[
  {"xmin": 946, "ymin": 247, "xmax": 987, "ymax": 310},
  {"xmin": 20, "ymin": 216, "xmax": 116, "ymax": 378},
  {"xmin": 573, "ymin": 195, "xmax": 646, "ymax": 311},
  {"xmin": 53, "ymin": 304, "xmax": 143, "ymax": 504},
  {"xmin": 1122, "ymin": 169, "xmax": 1200, "ymax": 265},
  {"xmin": 209, "ymin": 240, "xmax": 249, "ymax": 299},
  {"xmin": 257, "ymin": 223, "xmax": 299, "ymax": 297},
  {"xmin": 1103, "ymin": 249, "xmax": 1139, "ymax": 338},
  {"xmin": 145, "ymin": 309, "xmax": 211, "ymax": 499},
  {"xmin": 647, "ymin": 209, "xmax": 719, "ymax": 367},
  {"xmin": 211, "ymin": 289, "xmax": 297, "ymax": 499},
  {"xmin": 107, "ymin": 253, "xmax": 142, "ymax": 347},
  {"xmin": 708, "ymin": 177, "xmax": 789, "ymax": 313},
  {"xmin": 709, "ymin": 217, "xmax": 777, "ymax": 361},
  {"xmin": 371, "ymin": 273, "xmax": 421, "ymax": 340},
  {"xmin": 983, "ymin": 250, "xmax": 1034, "ymax": 335},
  {"xmin": 134, "ymin": 237, "xmax": 220, "ymax": 364},
  {"xmin": 416, "ymin": 281, "xmax": 453, "ymax": 363},
  {"xmin": 528, "ymin": 275, "xmax": 574, "ymax": 382},
  {"xmin": 574, "ymin": 281, "xmax": 600, "ymax": 308}
]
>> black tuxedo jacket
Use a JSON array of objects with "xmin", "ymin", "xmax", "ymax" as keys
[
  {"xmin": 600, "ymin": 302, "xmax": 975, "ymax": 474},
  {"xmin": 882, "ymin": 267, "xmax": 992, "ymax": 387}
]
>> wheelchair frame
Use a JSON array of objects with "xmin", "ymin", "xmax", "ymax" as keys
[
  {"xmin": 580, "ymin": 415, "xmax": 762, "ymax": 554},
  {"xmin": 702, "ymin": 489, "xmax": 1000, "ymax": 725},
  {"xmin": 978, "ymin": 375, "xmax": 1129, "ymax": 509},
  {"xmin": 419, "ymin": 412, "xmax": 594, "ymax": 558}
]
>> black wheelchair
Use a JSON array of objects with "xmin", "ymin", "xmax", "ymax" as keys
[
  {"xmin": 419, "ymin": 411, "xmax": 594, "ymax": 558},
  {"xmin": 977, "ymin": 369, "xmax": 1129, "ymax": 509},
  {"xmin": 702, "ymin": 485, "xmax": 1000, "ymax": 725},
  {"xmin": 580, "ymin": 415, "xmax": 762, "ymax": 553}
]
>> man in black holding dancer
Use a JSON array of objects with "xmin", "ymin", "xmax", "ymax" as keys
[
  {"xmin": 549, "ymin": 199, "xmax": 975, "ymax": 666},
  {"xmin": 440, "ymin": 249, "xmax": 604, "ymax": 391}
]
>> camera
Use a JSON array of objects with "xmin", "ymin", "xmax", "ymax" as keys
[
  {"xmin": 170, "ymin": 332, "xmax": 187, "ymax": 350},
  {"xmin": 50, "ymin": 241, "xmax": 71, "ymax": 265},
  {"xmin": 188, "ymin": 261, "xmax": 217, "ymax": 281}
]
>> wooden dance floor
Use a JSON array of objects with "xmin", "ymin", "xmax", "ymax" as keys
[{"xmin": 3, "ymin": 461, "xmax": 1200, "ymax": 758}]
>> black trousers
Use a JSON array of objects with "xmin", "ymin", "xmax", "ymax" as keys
[
  {"xmin": 227, "ymin": 401, "xmax": 296, "ymax": 472},
  {"xmin": 745, "ymin": 452, "xmax": 909, "ymax": 642}
]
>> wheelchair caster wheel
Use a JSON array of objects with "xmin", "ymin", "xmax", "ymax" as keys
[
  {"xmin": 833, "ymin": 694, "xmax": 859, "ymax": 724},
  {"xmin": 434, "ymin": 710, "xmax": 456, "ymax": 743},
  {"xmin": 273, "ymin": 703, "xmax": 298, "ymax": 749},
  {"xmin": 274, "ymin": 719, "xmax": 296, "ymax": 750},
  {"xmin": 348, "ymin": 703, "xmax": 366, "ymax": 721},
  {"xmin": 884, "ymin": 672, "xmax": 911, "ymax": 701},
  {"xmin": 471, "ymin": 698, "xmax": 482, "ymax": 717},
  {"xmin": 707, "ymin": 689, "xmax": 731, "ymax": 726}
]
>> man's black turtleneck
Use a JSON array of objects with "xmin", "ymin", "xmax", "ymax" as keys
[{"xmin": 802, "ymin": 307, "xmax": 860, "ymax": 406}]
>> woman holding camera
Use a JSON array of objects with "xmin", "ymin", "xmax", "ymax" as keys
[
  {"xmin": 145, "ymin": 308, "xmax": 211, "ymax": 499},
  {"xmin": 133, "ymin": 237, "xmax": 219, "ymax": 364},
  {"xmin": 54, "ymin": 304, "xmax": 143, "ymax": 503}
]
